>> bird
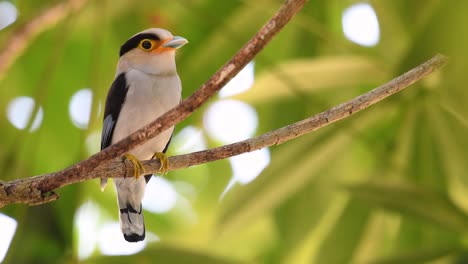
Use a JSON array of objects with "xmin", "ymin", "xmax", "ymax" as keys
[{"xmin": 100, "ymin": 28, "xmax": 188, "ymax": 242}]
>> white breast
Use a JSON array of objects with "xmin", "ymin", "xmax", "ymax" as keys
[{"xmin": 112, "ymin": 69, "xmax": 182, "ymax": 160}]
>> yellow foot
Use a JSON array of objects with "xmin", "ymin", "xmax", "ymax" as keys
[
  {"xmin": 123, "ymin": 153, "xmax": 145, "ymax": 179},
  {"xmin": 152, "ymin": 152, "xmax": 169, "ymax": 175}
]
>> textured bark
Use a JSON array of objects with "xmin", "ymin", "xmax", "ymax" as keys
[
  {"xmin": 0, "ymin": 0, "xmax": 447, "ymax": 208},
  {"xmin": 1, "ymin": 0, "xmax": 307, "ymax": 206},
  {"xmin": 0, "ymin": 54, "xmax": 447, "ymax": 208}
]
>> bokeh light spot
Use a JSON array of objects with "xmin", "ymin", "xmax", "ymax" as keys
[
  {"xmin": 98, "ymin": 222, "xmax": 146, "ymax": 255},
  {"xmin": 221, "ymin": 148, "xmax": 271, "ymax": 198},
  {"xmin": 0, "ymin": 1, "xmax": 17, "ymax": 30},
  {"xmin": 0, "ymin": 213, "xmax": 17, "ymax": 262},
  {"xmin": 203, "ymin": 99, "xmax": 258, "ymax": 144},
  {"xmin": 6, "ymin": 96, "xmax": 43, "ymax": 132},
  {"xmin": 74, "ymin": 201, "xmax": 100, "ymax": 260},
  {"xmin": 69, "ymin": 89, "xmax": 93, "ymax": 129},
  {"xmin": 231, "ymin": 148, "xmax": 270, "ymax": 184},
  {"xmin": 342, "ymin": 3, "xmax": 380, "ymax": 47},
  {"xmin": 143, "ymin": 177, "xmax": 177, "ymax": 214},
  {"xmin": 173, "ymin": 126, "xmax": 207, "ymax": 153},
  {"xmin": 220, "ymin": 62, "xmax": 255, "ymax": 97}
]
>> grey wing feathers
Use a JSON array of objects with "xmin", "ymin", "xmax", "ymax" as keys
[{"xmin": 101, "ymin": 115, "xmax": 115, "ymax": 150}]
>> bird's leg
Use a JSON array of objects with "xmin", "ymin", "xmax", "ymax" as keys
[
  {"xmin": 123, "ymin": 153, "xmax": 145, "ymax": 179},
  {"xmin": 151, "ymin": 152, "xmax": 169, "ymax": 175}
]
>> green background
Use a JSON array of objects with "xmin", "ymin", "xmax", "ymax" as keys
[{"xmin": 2, "ymin": 0, "xmax": 468, "ymax": 263}]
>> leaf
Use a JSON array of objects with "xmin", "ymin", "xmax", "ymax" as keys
[
  {"xmin": 346, "ymin": 179, "xmax": 468, "ymax": 233},
  {"xmin": 218, "ymin": 104, "xmax": 392, "ymax": 235},
  {"xmin": 218, "ymin": 125, "xmax": 350, "ymax": 234},
  {"xmin": 272, "ymin": 173, "xmax": 337, "ymax": 261},
  {"xmin": 368, "ymin": 246, "xmax": 464, "ymax": 264},
  {"xmin": 234, "ymin": 55, "xmax": 387, "ymax": 104},
  {"xmin": 432, "ymin": 103, "xmax": 468, "ymax": 200},
  {"xmin": 312, "ymin": 198, "xmax": 372, "ymax": 264},
  {"xmin": 84, "ymin": 244, "xmax": 245, "ymax": 264},
  {"xmin": 271, "ymin": 117, "xmax": 396, "ymax": 263}
]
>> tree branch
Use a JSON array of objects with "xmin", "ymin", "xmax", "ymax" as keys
[
  {"xmin": 0, "ymin": 0, "xmax": 308, "ymax": 208},
  {"xmin": 0, "ymin": 0, "xmax": 447, "ymax": 207},
  {"xmin": 0, "ymin": 53, "xmax": 448, "ymax": 208}
]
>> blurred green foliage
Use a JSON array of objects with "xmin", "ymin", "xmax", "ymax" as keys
[{"xmin": 1, "ymin": 0, "xmax": 468, "ymax": 263}]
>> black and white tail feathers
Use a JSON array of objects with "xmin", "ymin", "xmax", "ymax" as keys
[
  {"xmin": 115, "ymin": 177, "xmax": 147, "ymax": 242},
  {"xmin": 119, "ymin": 202, "xmax": 145, "ymax": 242}
]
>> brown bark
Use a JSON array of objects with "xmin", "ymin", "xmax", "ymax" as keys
[
  {"xmin": 0, "ymin": 0, "xmax": 448, "ymax": 208},
  {"xmin": 0, "ymin": 54, "xmax": 447, "ymax": 208}
]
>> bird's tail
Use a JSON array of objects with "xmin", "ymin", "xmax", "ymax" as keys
[
  {"xmin": 116, "ymin": 179, "xmax": 146, "ymax": 242},
  {"xmin": 118, "ymin": 202, "xmax": 145, "ymax": 242}
]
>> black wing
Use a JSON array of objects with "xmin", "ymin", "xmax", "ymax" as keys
[{"xmin": 101, "ymin": 73, "xmax": 128, "ymax": 150}]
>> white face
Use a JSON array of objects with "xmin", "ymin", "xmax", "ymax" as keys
[{"xmin": 117, "ymin": 28, "xmax": 181, "ymax": 76}]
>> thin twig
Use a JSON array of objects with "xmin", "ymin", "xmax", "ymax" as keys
[
  {"xmin": 0, "ymin": 0, "xmax": 307, "ymax": 207},
  {"xmin": 0, "ymin": 0, "xmax": 86, "ymax": 81},
  {"xmin": 3, "ymin": 0, "xmax": 306, "ymax": 203},
  {"xmin": 0, "ymin": 53, "xmax": 448, "ymax": 207}
]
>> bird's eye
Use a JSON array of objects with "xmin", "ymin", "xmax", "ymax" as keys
[{"xmin": 140, "ymin": 39, "xmax": 153, "ymax": 50}]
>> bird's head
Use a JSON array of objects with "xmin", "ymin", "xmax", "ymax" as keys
[{"xmin": 117, "ymin": 28, "xmax": 188, "ymax": 75}]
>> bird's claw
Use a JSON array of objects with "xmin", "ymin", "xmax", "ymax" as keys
[
  {"xmin": 123, "ymin": 153, "xmax": 145, "ymax": 179},
  {"xmin": 152, "ymin": 152, "xmax": 169, "ymax": 175}
]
